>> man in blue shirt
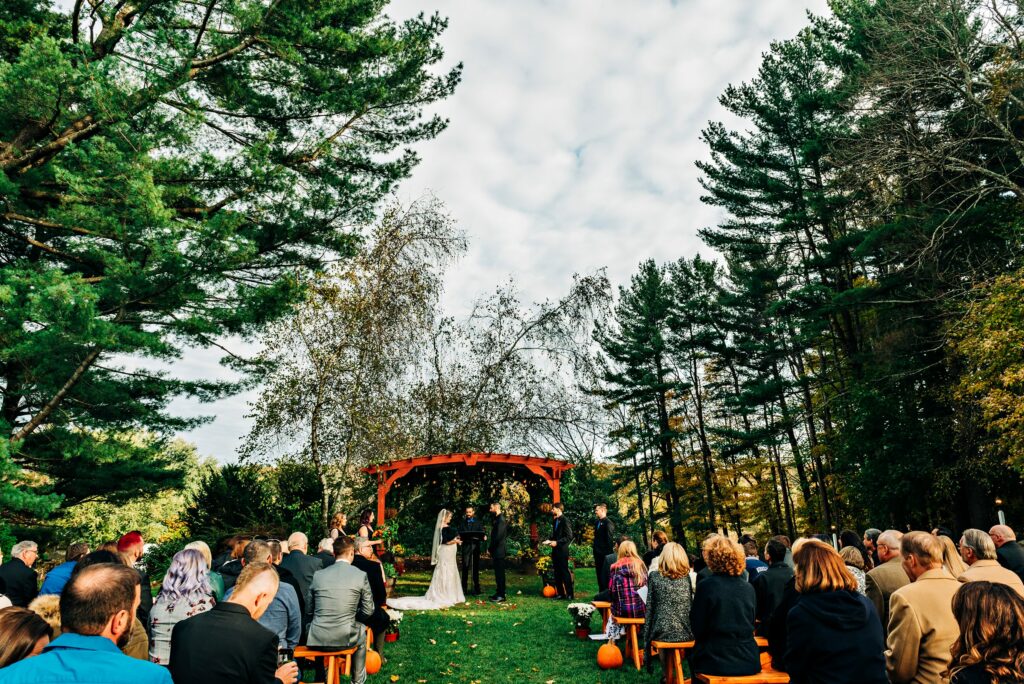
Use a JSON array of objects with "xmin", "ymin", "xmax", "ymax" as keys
[
  {"xmin": 223, "ymin": 540, "xmax": 301, "ymax": 650},
  {"xmin": 38, "ymin": 542, "xmax": 90, "ymax": 596},
  {"xmin": 0, "ymin": 562, "xmax": 171, "ymax": 683},
  {"xmin": 744, "ymin": 540, "xmax": 769, "ymax": 583}
]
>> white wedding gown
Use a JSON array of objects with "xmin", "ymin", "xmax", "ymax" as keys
[{"xmin": 388, "ymin": 542, "xmax": 465, "ymax": 610}]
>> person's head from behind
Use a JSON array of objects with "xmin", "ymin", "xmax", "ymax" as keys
[
  {"xmin": 242, "ymin": 540, "xmax": 272, "ymax": 566},
  {"xmin": 657, "ymin": 542, "xmax": 691, "ymax": 580},
  {"xmin": 793, "ymin": 539, "xmax": 857, "ymax": 593},
  {"xmin": 948, "ymin": 581, "xmax": 1024, "ymax": 682},
  {"xmin": 116, "ymin": 531, "xmax": 145, "ymax": 562},
  {"xmin": 772, "ymin": 534, "xmax": 792, "ymax": 549},
  {"xmin": 839, "ymin": 544, "xmax": 865, "ymax": 571},
  {"xmin": 702, "ymin": 534, "xmax": 745, "ymax": 576},
  {"xmin": 317, "ymin": 538, "xmax": 334, "ymax": 554},
  {"xmin": 61, "ymin": 563, "xmax": 140, "ymax": 648},
  {"xmin": 743, "ymin": 541, "xmax": 759, "ymax": 559},
  {"xmin": 959, "ymin": 528, "xmax": 997, "ymax": 566},
  {"xmin": 354, "ymin": 536, "xmax": 373, "ymax": 559},
  {"xmin": 27, "ymin": 594, "xmax": 61, "ymax": 636},
  {"xmin": 876, "ymin": 529, "xmax": 903, "ymax": 563},
  {"xmin": 333, "ymin": 535, "xmax": 356, "ymax": 562},
  {"xmin": 267, "ymin": 540, "xmax": 284, "ymax": 565},
  {"xmin": 651, "ymin": 530, "xmax": 668, "ymax": 550},
  {"xmin": 183, "ymin": 540, "xmax": 213, "ymax": 569},
  {"xmin": 227, "ymin": 562, "xmax": 279, "ymax": 620},
  {"xmin": 614, "ymin": 535, "xmax": 630, "ymax": 552},
  {"xmin": 988, "ymin": 524, "xmax": 1016, "ymax": 548},
  {"xmin": 65, "ymin": 543, "xmax": 89, "ymax": 564},
  {"xmin": 613, "ymin": 540, "xmax": 647, "ymax": 582},
  {"xmin": 158, "ymin": 549, "xmax": 211, "ymax": 603},
  {"xmin": 901, "ymin": 531, "xmax": 943, "ymax": 581},
  {"xmin": 11, "ymin": 541, "xmax": 39, "ymax": 568},
  {"xmin": 594, "ymin": 503, "xmax": 607, "ymax": 519},
  {"xmin": 0, "ymin": 607, "xmax": 53, "ymax": 668},
  {"xmin": 287, "ymin": 532, "xmax": 308, "ymax": 554},
  {"xmin": 838, "ymin": 530, "xmax": 862, "ymax": 551},
  {"xmin": 765, "ymin": 539, "xmax": 787, "ymax": 565}
]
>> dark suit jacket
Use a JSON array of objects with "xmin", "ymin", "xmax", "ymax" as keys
[
  {"xmin": 593, "ymin": 518, "xmax": 615, "ymax": 556},
  {"xmin": 0, "ymin": 558, "xmax": 38, "ymax": 607},
  {"xmin": 489, "ymin": 514, "xmax": 508, "ymax": 559},
  {"xmin": 352, "ymin": 554, "xmax": 387, "ymax": 608},
  {"xmin": 136, "ymin": 568, "xmax": 153, "ymax": 632},
  {"xmin": 169, "ymin": 602, "xmax": 279, "ymax": 684},
  {"xmin": 276, "ymin": 564, "xmax": 306, "ymax": 619},
  {"xmin": 690, "ymin": 573, "xmax": 760, "ymax": 677},
  {"xmin": 548, "ymin": 515, "xmax": 573, "ymax": 556},
  {"xmin": 314, "ymin": 550, "xmax": 336, "ymax": 569},
  {"xmin": 753, "ymin": 562, "xmax": 795, "ymax": 633},
  {"xmin": 280, "ymin": 549, "xmax": 323, "ymax": 610},
  {"xmin": 997, "ymin": 541, "xmax": 1024, "ymax": 581}
]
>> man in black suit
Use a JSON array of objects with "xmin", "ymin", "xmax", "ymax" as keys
[
  {"xmin": 488, "ymin": 502, "xmax": 508, "ymax": 602},
  {"xmin": 592, "ymin": 504, "xmax": 615, "ymax": 594},
  {"xmin": 170, "ymin": 562, "xmax": 299, "ymax": 684},
  {"xmin": 351, "ymin": 536, "xmax": 391, "ymax": 656},
  {"xmin": 280, "ymin": 532, "xmax": 323, "ymax": 625},
  {"xmin": 0, "ymin": 540, "xmax": 39, "ymax": 607},
  {"xmin": 543, "ymin": 503, "xmax": 575, "ymax": 599},
  {"xmin": 460, "ymin": 506, "xmax": 484, "ymax": 595},
  {"xmin": 313, "ymin": 538, "xmax": 336, "ymax": 569}
]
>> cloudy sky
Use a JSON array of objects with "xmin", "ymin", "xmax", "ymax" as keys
[{"xmin": 175, "ymin": 0, "xmax": 830, "ymax": 461}]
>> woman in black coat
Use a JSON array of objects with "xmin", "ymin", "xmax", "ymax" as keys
[
  {"xmin": 690, "ymin": 535, "xmax": 760, "ymax": 677},
  {"xmin": 783, "ymin": 539, "xmax": 887, "ymax": 684}
]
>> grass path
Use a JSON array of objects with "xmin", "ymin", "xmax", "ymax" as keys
[{"xmin": 376, "ymin": 567, "xmax": 655, "ymax": 684}]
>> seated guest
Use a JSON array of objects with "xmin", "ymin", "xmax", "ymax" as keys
[
  {"xmin": 0, "ymin": 563, "xmax": 171, "ymax": 683},
  {"xmin": 958, "ymin": 528, "xmax": 1024, "ymax": 596},
  {"xmin": 211, "ymin": 535, "xmax": 238, "ymax": 573},
  {"xmin": 112, "ymin": 554, "xmax": 150, "ymax": 661},
  {"xmin": 838, "ymin": 530, "xmax": 871, "ymax": 571},
  {"xmin": 218, "ymin": 536, "xmax": 250, "ymax": 590},
  {"xmin": 839, "ymin": 545, "xmax": 867, "ymax": 595},
  {"xmin": 280, "ymin": 532, "xmax": 323, "ymax": 621},
  {"xmin": 784, "ymin": 539, "xmax": 887, "ymax": 684},
  {"xmin": 690, "ymin": 534, "xmax": 759, "ymax": 678},
  {"xmin": 224, "ymin": 541, "xmax": 301, "ymax": 653},
  {"xmin": 642, "ymin": 542, "xmax": 693, "ymax": 675},
  {"xmin": 945, "ymin": 581, "xmax": 1024, "ymax": 684},
  {"xmin": 594, "ymin": 535, "xmax": 629, "ymax": 601},
  {"xmin": 886, "ymin": 531, "xmax": 960, "ymax": 684},
  {"xmin": 605, "ymin": 540, "xmax": 647, "ymax": 643},
  {"xmin": 865, "ymin": 529, "xmax": 909, "ymax": 633},
  {"xmin": 351, "ymin": 537, "xmax": 391, "ymax": 656},
  {"xmin": 39, "ymin": 543, "xmax": 89, "ymax": 596},
  {"xmin": 307, "ymin": 537, "xmax": 375, "ymax": 684},
  {"xmin": 753, "ymin": 538, "xmax": 795, "ymax": 634},
  {"xmin": 183, "ymin": 541, "xmax": 224, "ymax": 600},
  {"xmin": 169, "ymin": 562, "xmax": 298, "ymax": 684},
  {"xmin": 988, "ymin": 525, "xmax": 1024, "ymax": 582},
  {"xmin": 0, "ymin": 607, "xmax": 53, "ymax": 668},
  {"xmin": 744, "ymin": 540, "xmax": 768, "ymax": 583},
  {"xmin": 0, "ymin": 542, "xmax": 39, "ymax": 608},
  {"xmin": 314, "ymin": 539, "xmax": 336, "ymax": 569},
  {"xmin": 27, "ymin": 595, "xmax": 61, "ymax": 636},
  {"xmin": 642, "ymin": 530, "xmax": 668, "ymax": 569},
  {"xmin": 267, "ymin": 540, "xmax": 306, "ymax": 620},
  {"xmin": 148, "ymin": 549, "xmax": 215, "ymax": 665},
  {"xmin": 938, "ymin": 535, "xmax": 968, "ymax": 578}
]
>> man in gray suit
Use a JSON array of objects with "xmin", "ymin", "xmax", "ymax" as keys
[{"xmin": 307, "ymin": 536, "xmax": 375, "ymax": 684}]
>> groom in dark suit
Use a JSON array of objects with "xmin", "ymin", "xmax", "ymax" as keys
[
  {"xmin": 543, "ymin": 502, "xmax": 574, "ymax": 599},
  {"xmin": 488, "ymin": 502, "xmax": 508, "ymax": 603}
]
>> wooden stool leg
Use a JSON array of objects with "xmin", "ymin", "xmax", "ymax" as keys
[
  {"xmin": 327, "ymin": 655, "xmax": 337, "ymax": 684},
  {"xmin": 630, "ymin": 624, "xmax": 641, "ymax": 670}
]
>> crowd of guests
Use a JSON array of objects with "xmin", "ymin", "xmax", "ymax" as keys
[
  {"xmin": 0, "ymin": 510, "xmax": 394, "ymax": 684},
  {"xmin": 591, "ymin": 514, "xmax": 1024, "ymax": 684}
]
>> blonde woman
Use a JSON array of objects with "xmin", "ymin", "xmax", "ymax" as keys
[
  {"xmin": 937, "ymin": 535, "xmax": 968, "ymax": 578},
  {"xmin": 605, "ymin": 540, "xmax": 648, "ymax": 642},
  {"xmin": 183, "ymin": 541, "xmax": 224, "ymax": 601},
  {"xmin": 642, "ymin": 542, "xmax": 694, "ymax": 675}
]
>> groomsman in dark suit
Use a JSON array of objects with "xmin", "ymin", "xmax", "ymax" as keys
[
  {"xmin": 592, "ymin": 504, "xmax": 615, "ymax": 593},
  {"xmin": 543, "ymin": 503, "xmax": 574, "ymax": 599},
  {"xmin": 488, "ymin": 502, "xmax": 508, "ymax": 602},
  {"xmin": 460, "ymin": 506, "xmax": 484, "ymax": 595}
]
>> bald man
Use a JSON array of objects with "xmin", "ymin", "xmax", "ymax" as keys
[
  {"xmin": 279, "ymin": 532, "xmax": 323, "ymax": 625},
  {"xmin": 990, "ymin": 524, "xmax": 1024, "ymax": 583},
  {"xmin": 865, "ymin": 529, "xmax": 910, "ymax": 633}
]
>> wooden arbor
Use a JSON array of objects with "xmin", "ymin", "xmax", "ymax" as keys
[{"xmin": 363, "ymin": 453, "xmax": 574, "ymax": 525}]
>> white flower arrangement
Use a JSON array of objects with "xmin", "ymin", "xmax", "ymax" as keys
[
  {"xmin": 567, "ymin": 603, "xmax": 595, "ymax": 618},
  {"xmin": 384, "ymin": 608, "xmax": 404, "ymax": 624}
]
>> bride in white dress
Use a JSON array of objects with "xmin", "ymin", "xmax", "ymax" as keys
[{"xmin": 387, "ymin": 509, "xmax": 466, "ymax": 610}]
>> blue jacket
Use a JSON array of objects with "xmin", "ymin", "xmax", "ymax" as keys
[
  {"xmin": 224, "ymin": 581, "xmax": 301, "ymax": 649},
  {"xmin": 38, "ymin": 561, "xmax": 76, "ymax": 596},
  {"xmin": 0, "ymin": 633, "xmax": 172, "ymax": 683}
]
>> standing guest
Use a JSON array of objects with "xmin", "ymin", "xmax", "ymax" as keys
[
  {"xmin": 691, "ymin": 534, "xmax": 760, "ymax": 678},
  {"xmin": 989, "ymin": 525, "xmax": 1024, "ymax": 582},
  {"xmin": 605, "ymin": 540, "xmax": 647, "ymax": 642},
  {"xmin": 313, "ymin": 539, "xmax": 336, "ymax": 569},
  {"xmin": 460, "ymin": 506, "xmax": 484, "ymax": 596},
  {"xmin": 839, "ymin": 530, "xmax": 872, "ymax": 570},
  {"xmin": 0, "ymin": 607, "xmax": 52, "ymax": 668},
  {"xmin": 148, "ymin": 549, "xmax": 215, "ymax": 666},
  {"xmin": 267, "ymin": 540, "xmax": 306, "ymax": 621},
  {"xmin": 117, "ymin": 532, "xmax": 152, "ymax": 633},
  {"xmin": 211, "ymin": 536, "xmax": 239, "ymax": 573},
  {"xmin": 945, "ymin": 581, "xmax": 1024, "ymax": 684},
  {"xmin": 542, "ymin": 503, "xmax": 574, "ymax": 599},
  {"xmin": 863, "ymin": 528, "xmax": 882, "ymax": 568},
  {"xmin": 783, "ymin": 539, "xmax": 887, "ymax": 684},
  {"xmin": 957, "ymin": 528, "xmax": 1024, "ymax": 596},
  {"xmin": 772, "ymin": 535, "xmax": 795, "ymax": 569},
  {"xmin": 642, "ymin": 530, "xmax": 668, "ymax": 569},
  {"xmin": 38, "ymin": 543, "xmax": 89, "ymax": 596},
  {"xmin": 592, "ymin": 504, "xmax": 615, "ymax": 595},
  {"xmin": 307, "ymin": 537, "xmax": 375, "ymax": 684},
  {"xmin": 329, "ymin": 513, "xmax": 348, "ymax": 540},
  {"xmin": 642, "ymin": 542, "xmax": 693, "ymax": 675},
  {"xmin": 182, "ymin": 541, "xmax": 224, "ymax": 600},
  {"xmin": 886, "ymin": 531, "xmax": 960, "ymax": 684},
  {"xmin": 937, "ymin": 536, "xmax": 968, "ymax": 578},
  {"xmin": 488, "ymin": 502, "xmax": 508, "ymax": 602},
  {"xmin": 753, "ymin": 538, "xmax": 795, "ymax": 634},
  {"xmin": 0, "ymin": 563, "xmax": 171, "ymax": 683},
  {"xmin": 744, "ymin": 541, "xmax": 768, "ymax": 583},
  {"xmin": 356, "ymin": 510, "xmax": 383, "ymax": 547},
  {"xmin": 170, "ymin": 563, "xmax": 297, "ymax": 684},
  {"xmin": 223, "ymin": 541, "xmax": 301, "ymax": 654},
  {"xmin": 279, "ymin": 532, "xmax": 323, "ymax": 621},
  {"xmin": 839, "ymin": 545, "xmax": 867, "ymax": 595},
  {"xmin": 865, "ymin": 529, "xmax": 909, "ymax": 633},
  {"xmin": 0, "ymin": 542, "xmax": 39, "ymax": 608},
  {"xmin": 351, "ymin": 537, "xmax": 391, "ymax": 657}
]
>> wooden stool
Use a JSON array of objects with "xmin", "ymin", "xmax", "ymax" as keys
[
  {"xmin": 293, "ymin": 646, "xmax": 358, "ymax": 684},
  {"xmin": 651, "ymin": 640, "xmax": 694, "ymax": 684},
  {"xmin": 591, "ymin": 601, "xmax": 612, "ymax": 632},
  {"xmin": 755, "ymin": 636, "xmax": 769, "ymax": 650},
  {"xmin": 694, "ymin": 652, "xmax": 789, "ymax": 683},
  {"xmin": 612, "ymin": 616, "xmax": 645, "ymax": 671}
]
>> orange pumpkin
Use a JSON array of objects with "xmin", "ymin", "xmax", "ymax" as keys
[
  {"xmin": 542, "ymin": 585, "xmax": 557, "ymax": 598},
  {"xmin": 597, "ymin": 643, "xmax": 623, "ymax": 669},
  {"xmin": 365, "ymin": 648, "xmax": 382, "ymax": 675}
]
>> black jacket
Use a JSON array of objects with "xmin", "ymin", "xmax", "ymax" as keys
[
  {"xmin": 314, "ymin": 550, "xmax": 336, "ymax": 569},
  {"xmin": 753, "ymin": 562, "xmax": 794, "ymax": 633},
  {"xmin": 276, "ymin": 564, "xmax": 306, "ymax": 619},
  {"xmin": 997, "ymin": 541, "xmax": 1024, "ymax": 581},
  {"xmin": 136, "ymin": 568, "xmax": 153, "ymax": 633},
  {"xmin": 784, "ymin": 590, "xmax": 888, "ymax": 684},
  {"xmin": 593, "ymin": 518, "xmax": 615, "ymax": 556},
  {"xmin": 0, "ymin": 558, "xmax": 37, "ymax": 607},
  {"xmin": 690, "ymin": 573, "xmax": 760, "ymax": 677},
  {"xmin": 352, "ymin": 554, "xmax": 388, "ymax": 608},
  {"xmin": 767, "ymin": 577, "xmax": 800, "ymax": 671},
  {"xmin": 220, "ymin": 558, "xmax": 243, "ymax": 590},
  {"xmin": 489, "ymin": 514, "xmax": 508, "ymax": 559},
  {"xmin": 169, "ymin": 601, "xmax": 279, "ymax": 684},
  {"xmin": 279, "ymin": 549, "xmax": 324, "ymax": 609},
  {"xmin": 547, "ymin": 515, "xmax": 573, "ymax": 556}
]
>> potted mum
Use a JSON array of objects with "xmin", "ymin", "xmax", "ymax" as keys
[
  {"xmin": 536, "ymin": 554, "xmax": 554, "ymax": 588},
  {"xmin": 384, "ymin": 608, "xmax": 403, "ymax": 642},
  {"xmin": 567, "ymin": 603, "xmax": 595, "ymax": 639}
]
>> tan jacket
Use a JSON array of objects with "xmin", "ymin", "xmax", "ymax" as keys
[
  {"xmin": 885, "ymin": 568, "xmax": 960, "ymax": 684},
  {"xmin": 958, "ymin": 559, "xmax": 1024, "ymax": 597},
  {"xmin": 866, "ymin": 556, "xmax": 910, "ymax": 632}
]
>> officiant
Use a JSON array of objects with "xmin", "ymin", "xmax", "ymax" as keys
[{"xmin": 460, "ymin": 506, "xmax": 485, "ymax": 595}]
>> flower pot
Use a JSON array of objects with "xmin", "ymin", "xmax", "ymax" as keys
[
  {"xmin": 575, "ymin": 628, "xmax": 590, "ymax": 640},
  {"xmin": 385, "ymin": 631, "xmax": 399, "ymax": 643}
]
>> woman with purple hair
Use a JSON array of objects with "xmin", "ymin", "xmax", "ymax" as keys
[{"xmin": 149, "ymin": 548, "xmax": 215, "ymax": 665}]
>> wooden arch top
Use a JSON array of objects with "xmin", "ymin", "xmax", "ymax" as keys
[{"xmin": 363, "ymin": 453, "xmax": 573, "ymax": 524}]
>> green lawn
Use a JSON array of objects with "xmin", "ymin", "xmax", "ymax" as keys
[{"xmin": 374, "ymin": 567, "xmax": 659, "ymax": 684}]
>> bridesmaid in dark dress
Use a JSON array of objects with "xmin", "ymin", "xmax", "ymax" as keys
[{"xmin": 946, "ymin": 581, "xmax": 1024, "ymax": 684}]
